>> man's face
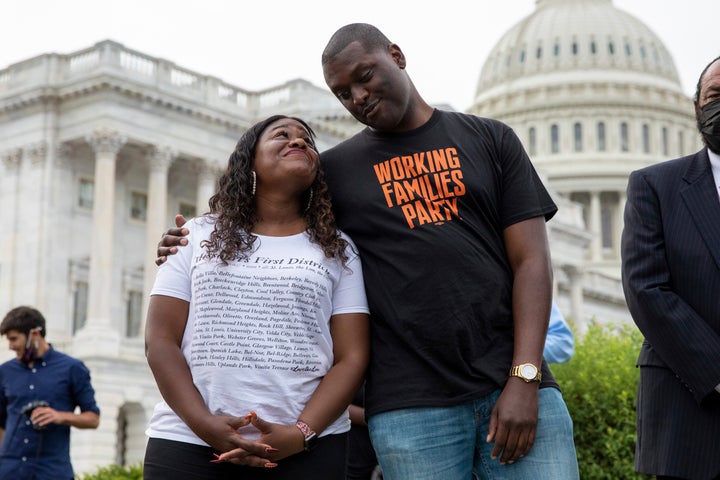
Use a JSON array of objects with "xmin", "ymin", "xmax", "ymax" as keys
[
  {"xmin": 4, "ymin": 329, "xmax": 29, "ymax": 360},
  {"xmin": 323, "ymin": 41, "xmax": 412, "ymax": 132},
  {"xmin": 696, "ymin": 60, "xmax": 720, "ymax": 117}
]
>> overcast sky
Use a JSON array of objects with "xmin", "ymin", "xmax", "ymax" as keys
[{"xmin": 2, "ymin": 1, "xmax": 718, "ymax": 111}]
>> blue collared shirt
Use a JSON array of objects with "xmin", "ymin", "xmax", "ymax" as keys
[
  {"xmin": 544, "ymin": 301, "xmax": 575, "ymax": 364},
  {"xmin": 0, "ymin": 346, "xmax": 100, "ymax": 480}
]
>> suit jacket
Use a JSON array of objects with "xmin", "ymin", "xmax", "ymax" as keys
[{"xmin": 621, "ymin": 148, "xmax": 720, "ymax": 480}]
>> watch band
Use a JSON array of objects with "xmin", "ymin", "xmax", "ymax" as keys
[
  {"xmin": 509, "ymin": 363, "xmax": 542, "ymax": 382},
  {"xmin": 295, "ymin": 420, "xmax": 314, "ymax": 438},
  {"xmin": 295, "ymin": 420, "xmax": 318, "ymax": 451}
]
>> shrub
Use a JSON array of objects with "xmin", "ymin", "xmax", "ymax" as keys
[
  {"xmin": 76, "ymin": 463, "xmax": 143, "ymax": 480},
  {"xmin": 551, "ymin": 322, "xmax": 651, "ymax": 480}
]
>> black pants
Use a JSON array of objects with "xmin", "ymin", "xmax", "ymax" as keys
[
  {"xmin": 144, "ymin": 435, "xmax": 348, "ymax": 480},
  {"xmin": 346, "ymin": 425, "xmax": 378, "ymax": 480},
  {"xmin": 657, "ymin": 476, "xmax": 720, "ymax": 480}
]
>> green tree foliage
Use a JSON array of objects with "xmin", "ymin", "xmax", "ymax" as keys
[
  {"xmin": 76, "ymin": 463, "xmax": 143, "ymax": 480},
  {"xmin": 551, "ymin": 322, "xmax": 651, "ymax": 480}
]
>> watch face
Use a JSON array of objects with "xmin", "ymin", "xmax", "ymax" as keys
[
  {"xmin": 304, "ymin": 432, "xmax": 318, "ymax": 451},
  {"xmin": 521, "ymin": 364, "xmax": 538, "ymax": 379}
]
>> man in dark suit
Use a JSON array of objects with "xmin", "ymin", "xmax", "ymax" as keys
[{"xmin": 621, "ymin": 55, "xmax": 720, "ymax": 480}]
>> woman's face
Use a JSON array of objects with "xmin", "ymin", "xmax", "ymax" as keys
[{"xmin": 253, "ymin": 118, "xmax": 319, "ymax": 194}]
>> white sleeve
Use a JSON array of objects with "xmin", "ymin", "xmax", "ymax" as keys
[{"xmin": 331, "ymin": 241, "xmax": 369, "ymax": 316}]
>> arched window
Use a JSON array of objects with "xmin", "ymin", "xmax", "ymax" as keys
[
  {"xmin": 73, "ymin": 281, "xmax": 88, "ymax": 333},
  {"xmin": 529, "ymin": 127, "xmax": 537, "ymax": 156},
  {"xmin": 601, "ymin": 204, "xmax": 614, "ymax": 249},
  {"xmin": 678, "ymin": 131, "xmax": 685, "ymax": 155},
  {"xmin": 642, "ymin": 124, "xmax": 650, "ymax": 153},
  {"xmin": 620, "ymin": 122, "xmax": 629, "ymax": 152},
  {"xmin": 597, "ymin": 122, "xmax": 606, "ymax": 151},
  {"xmin": 551, "ymin": 124, "xmax": 560, "ymax": 153},
  {"xmin": 574, "ymin": 122, "xmax": 583, "ymax": 152}
]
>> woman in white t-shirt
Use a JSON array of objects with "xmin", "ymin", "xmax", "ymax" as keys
[{"xmin": 143, "ymin": 115, "xmax": 370, "ymax": 480}]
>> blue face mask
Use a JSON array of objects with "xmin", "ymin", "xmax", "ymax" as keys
[{"xmin": 699, "ymin": 98, "xmax": 720, "ymax": 154}]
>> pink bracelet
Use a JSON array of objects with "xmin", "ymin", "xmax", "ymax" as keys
[{"xmin": 295, "ymin": 420, "xmax": 315, "ymax": 438}]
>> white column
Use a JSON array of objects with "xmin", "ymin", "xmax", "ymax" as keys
[
  {"xmin": 81, "ymin": 129, "xmax": 126, "ymax": 340},
  {"xmin": 71, "ymin": 387, "xmax": 119, "ymax": 473},
  {"xmin": 615, "ymin": 191, "xmax": 627, "ymax": 260},
  {"xmin": 14, "ymin": 143, "xmax": 47, "ymax": 307},
  {"xmin": 565, "ymin": 266, "xmax": 587, "ymax": 338},
  {"xmin": 589, "ymin": 191, "xmax": 602, "ymax": 262},
  {"xmin": 0, "ymin": 149, "xmax": 22, "ymax": 313},
  {"xmin": 141, "ymin": 147, "xmax": 175, "ymax": 334},
  {"xmin": 46, "ymin": 144, "xmax": 75, "ymax": 341},
  {"xmin": 195, "ymin": 159, "xmax": 219, "ymax": 216}
]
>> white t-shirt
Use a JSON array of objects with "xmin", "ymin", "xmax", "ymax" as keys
[{"xmin": 146, "ymin": 217, "xmax": 369, "ymax": 446}]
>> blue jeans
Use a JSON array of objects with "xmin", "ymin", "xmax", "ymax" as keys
[{"xmin": 367, "ymin": 388, "xmax": 579, "ymax": 480}]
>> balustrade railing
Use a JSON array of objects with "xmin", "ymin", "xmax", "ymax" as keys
[{"xmin": 0, "ymin": 40, "xmax": 333, "ymax": 115}]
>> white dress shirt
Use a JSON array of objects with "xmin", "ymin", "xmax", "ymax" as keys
[{"xmin": 708, "ymin": 147, "xmax": 720, "ymax": 202}]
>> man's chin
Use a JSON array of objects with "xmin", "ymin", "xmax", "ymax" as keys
[{"xmin": 352, "ymin": 112, "xmax": 371, "ymax": 127}]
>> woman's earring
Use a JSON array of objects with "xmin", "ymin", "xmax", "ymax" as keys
[
  {"xmin": 304, "ymin": 188, "xmax": 314, "ymax": 213},
  {"xmin": 251, "ymin": 171, "xmax": 257, "ymax": 197}
]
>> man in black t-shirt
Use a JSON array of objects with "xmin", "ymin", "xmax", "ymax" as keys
[{"xmin": 318, "ymin": 24, "xmax": 577, "ymax": 479}]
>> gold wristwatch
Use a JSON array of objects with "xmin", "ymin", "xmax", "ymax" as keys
[{"xmin": 509, "ymin": 363, "xmax": 542, "ymax": 382}]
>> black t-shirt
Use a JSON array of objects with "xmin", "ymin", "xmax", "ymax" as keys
[{"xmin": 321, "ymin": 109, "xmax": 558, "ymax": 416}]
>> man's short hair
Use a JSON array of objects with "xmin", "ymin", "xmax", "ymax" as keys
[
  {"xmin": 322, "ymin": 23, "xmax": 392, "ymax": 65},
  {"xmin": 0, "ymin": 306, "xmax": 46, "ymax": 337},
  {"xmin": 694, "ymin": 55, "xmax": 720, "ymax": 103}
]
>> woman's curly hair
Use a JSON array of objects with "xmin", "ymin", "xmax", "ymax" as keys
[{"xmin": 201, "ymin": 114, "xmax": 349, "ymax": 266}]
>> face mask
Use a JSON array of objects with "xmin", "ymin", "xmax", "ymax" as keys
[
  {"xmin": 20, "ymin": 327, "xmax": 42, "ymax": 364},
  {"xmin": 698, "ymin": 98, "xmax": 720, "ymax": 154}
]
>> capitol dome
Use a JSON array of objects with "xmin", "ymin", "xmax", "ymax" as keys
[
  {"xmin": 476, "ymin": 0, "xmax": 681, "ymax": 96},
  {"xmin": 469, "ymin": 0, "xmax": 700, "ymax": 280}
]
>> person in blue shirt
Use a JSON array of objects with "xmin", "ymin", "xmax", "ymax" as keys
[
  {"xmin": 0, "ymin": 306, "xmax": 100, "ymax": 480},
  {"xmin": 543, "ymin": 301, "xmax": 575, "ymax": 364}
]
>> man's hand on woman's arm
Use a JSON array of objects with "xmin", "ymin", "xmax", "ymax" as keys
[{"xmin": 156, "ymin": 214, "xmax": 189, "ymax": 265}]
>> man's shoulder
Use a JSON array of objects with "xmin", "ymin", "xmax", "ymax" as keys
[
  {"xmin": 321, "ymin": 131, "xmax": 366, "ymax": 158},
  {"xmin": 45, "ymin": 347, "xmax": 86, "ymax": 367},
  {"xmin": 627, "ymin": 151, "xmax": 708, "ymax": 199},
  {"xmin": 0, "ymin": 357, "xmax": 16, "ymax": 371},
  {"xmin": 633, "ymin": 151, "xmax": 701, "ymax": 177},
  {"xmin": 438, "ymin": 109, "xmax": 509, "ymax": 129}
]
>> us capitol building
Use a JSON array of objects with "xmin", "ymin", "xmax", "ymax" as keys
[{"xmin": 0, "ymin": 0, "xmax": 702, "ymax": 473}]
